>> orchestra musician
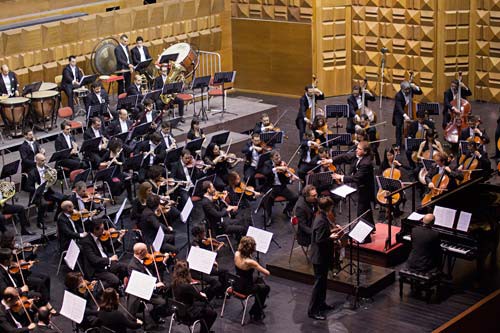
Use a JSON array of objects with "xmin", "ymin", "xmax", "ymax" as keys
[
  {"xmin": 406, "ymin": 214, "xmax": 441, "ymax": 274},
  {"xmin": 83, "ymin": 117, "xmax": 109, "ymax": 169},
  {"xmin": 261, "ymin": 150, "xmax": 299, "ymax": 223},
  {"xmin": 297, "ymin": 131, "xmax": 320, "ymax": 181},
  {"xmin": 97, "ymin": 288, "xmax": 143, "ymax": 333},
  {"xmin": 416, "ymin": 129, "xmax": 444, "ymax": 162},
  {"xmin": 114, "ymin": 34, "xmax": 134, "ymax": 94},
  {"xmin": 233, "ymin": 236, "xmax": 270, "ymax": 321},
  {"xmin": 203, "ymin": 143, "xmax": 233, "ymax": 191},
  {"xmin": 130, "ymin": 36, "xmax": 151, "ymax": 67},
  {"xmin": 458, "ymin": 141, "xmax": 491, "ymax": 180},
  {"xmin": 135, "ymin": 98, "xmax": 158, "ymax": 130},
  {"xmin": 241, "ymin": 133, "xmax": 266, "ymax": 187},
  {"xmin": 200, "ymin": 181, "xmax": 246, "ymax": 241},
  {"xmin": 127, "ymin": 243, "xmax": 167, "ymax": 327},
  {"xmin": 0, "ymin": 185, "xmax": 33, "ymax": 235},
  {"xmin": 170, "ymin": 149, "xmax": 205, "ymax": 208},
  {"xmin": 0, "ymin": 64, "xmax": 19, "ymax": 97},
  {"xmin": 377, "ymin": 147, "xmax": 409, "ymax": 218},
  {"xmin": 64, "ymin": 272, "xmax": 99, "ymax": 330},
  {"xmin": 311, "ymin": 115, "xmax": 330, "ymax": 145},
  {"xmin": 99, "ymin": 138, "xmax": 132, "ymax": 200},
  {"xmin": 126, "ymin": 74, "xmax": 143, "ymax": 96},
  {"xmin": 253, "ymin": 113, "xmax": 275, "ymax": 134},
  {"xmin": 130, "ymin": 182, "xmax": 153, "ymax": 223},
  {"xmin": 78, "ymin": 219, "xmax": 128, "ymax": 289},
  {"xmin": 459, "ymin": 116, "xmax": 490, "ymax": 149},
  {"xmin": 331, "ymin": 141, "xmax": 376, "ymax": 241},
  {"xmin": 0, "ymin": 286, "xmax": 37, "ymax": 331},
  {"xmin": 60, "ymin": 55, "xmax": 83, "ymax": 113},
  {"xmin": 225, "ymin": 171, "xmax": 260, "ymax": 227},
  {"xmin": 107, "ymin": 109, "xmax": 132, "ymax": 137},
  {"xmin": 85, "ymin": 81, "xmax": 111, "ymax": 119},
  {"xmin": 393, "ymin": 80, "xmax": 422, "ymax": 148},
  {"xmin": 357, "ymin": 114, "xmax": 381, "ymax": 165},
  {"xmin": 134, "ymin": 132, "xmax": 166, "ymax": 181},
  {"xmin": 187, "ymin": 118, "xmax": 205, "ymax": 142},
  {"xmin": 424, "ymin": 151, "xmax": 463, "ymax": 193},
  {"xmin": 309, "ymin": 147, "xmax": 338, "ymax": 194},
  {"xmin": 56, "ymin": 200, "xmax": 86, "ymax": 252},
  {"xmin": 443, "ymin": 78, "xmax": 472, "ymax": 129},
  {"xmin": 33, "ymin": 306, "xmax": 58, "ymax": 333},
  {"xmin": 308, "ymin": 197, "xmax": 338, "ymax": 321},
  {"xmin": 296, "ymin": 84, "xmax": 325, "ymax": 140},
  {"xmin": 347, "ymin": 84, "xmax": 376, "ymax": 133},
  {"xmin": 171, "ymin": 260, "xmax": 217, "ymax": 333},
  {"xmin": 152, "ymin": 64, "xmax": 185, "ymax": 122},
  {"xmin": 67, "ymin": 181, "xmax": 96, "ymax": 225},
  {"xmin": 159, "ymin": 121, "xmax": 177, "ymax": 151},
  {"xmin": 54, "ymin": 121, "xmax": 87, "ymax": 170},
  {"xmin": 19, "ymin": 130, "xmax": 45, "ymax": 174},
  {"xmin": 406, "ymin": 110, "xmax": 435, "ymax": 169},
  {"xmin": 293, "ymin": 185, "xmax": 318, "ymax": 249}
]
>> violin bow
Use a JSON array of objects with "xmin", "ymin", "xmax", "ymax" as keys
[
  {"xmin": 149, "ymin": 245, "xmax": 163, "ymax": 283},
  {"xmin": 13, "ymin": 251, "xmax": 27, "ymax": 287},
  {"xmin": 236, "ymin": 175, "xmax": 251, "ymax": 208},
  {"xmin": 16, "ymin": 293, "xmax": 34, "ymax": 325}
]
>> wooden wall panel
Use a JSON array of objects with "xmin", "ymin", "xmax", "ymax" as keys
[{"xmin": 232, "ymin": 19, "xmax": 312, "ymax": 96}]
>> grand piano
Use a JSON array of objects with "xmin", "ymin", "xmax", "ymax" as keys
[{"xmin": 397, "ymin": 172, "xmax": 500, "ymax": 276}]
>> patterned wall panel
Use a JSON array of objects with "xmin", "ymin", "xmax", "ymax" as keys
[{"xmin": 231, "ymin": 0, "xmax": 313, "ymax": 22}]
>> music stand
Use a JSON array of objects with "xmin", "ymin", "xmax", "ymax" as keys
[
  {"xmin": 208, "ymin": 131, "xmax": 230, "ymax": 147},
  {"xmin": 111, "ymin": 132, "xmax": 129, "ymax": 144},
  {"xmin": 159, "ymin": 54, "xmax": 178, "ymax": 65},
  {"xmin": 128, "ymin": 122, "xmax": 152, "ymax": 141},
  {"xmin": 376, "ymin": 176, "xmax": 403, "ymax": 249},
  {"xmin": 260, "ymin": 131, "xmax": 284, "ymax": 146},
  {"xmin": 117, "ymin": 94, "xmax": 140, "ymax": 111},
  {"xmin": 49, "ymin": 148, "xmax": 72, "ymax": 164},
  {"xmin": 326, "ymin": 104, "xmax": 348, "ymax": 134},
  {"xmin": 211, "ymin": 71, "xmax": 237, "ymax": 118},
  {"xmin": 306, "ymin": 171, "xmax": 334, "ymax": 188},
  {"xmin": 94, "ymin": 166, "xmax": 117, "ymax": 201},
  {"xmin": 134, "ymin": 58, "xmax": 152, "ymax": 72},
  {"xmin": 141, "ymin": 89, "xmax": 162, "ymax": 104},
  {"xmin": 185, "ymin": 138, "xmax": 204, "ymax": 156},
  {"xmin": 124, "ymin": 153, "xmax": 143, "ymax": 172},
  {"xmin": 405, "ymin": 138, "xmax": 424, "ymax": 152},
  {"xmin": 165, "ymin": 116, "xmax": 183, "ymax": 132},
  {"xmin": 162, "ymin": 82, "xmax": 183, "ymax": 96},
  {"xmin": 327, "ymin": 134, "xmax": 350, "ymax": 148},
  {"xmin": 459, "ymin": 140, "xmax": 471, "ymax": 156},
  {"xmin": 330, "ymin": 150, "xmax": 349, "ymax": 157},
  {"xmin": 79, "ymin": 74, "xmax": 99, "ymax": 87},
  {"xmin": 22, "ymin": 81, "xmax": 42, "ymax": 97},
  {"xmin": 73, "ymin": 168, "xmax": 91, "ymax": 185},
  {"xmin": 193, "ymin": 174, "xmax": 216, "ymax": 197},
  {"xmin": 87, "ymin": 104, "xmax": 107, "ymax": 125},
  {"xmin": 256, "ymin": 151, "xmax": 271, "ymax": 171},
  {"xmin": 0, "ymin": 160, "xmax": 19, "ymax": 181},
  {"xmin": 164, "ymin": 147, "xmax": 184, "ymax": 169},
  {"xmin": 417, "ymin": 102, "xmax": 440, "ymax": 118},
  {"xmin": 80, "ymin": 137, "xmax": 103, "ymax": 154},
  {"xmin": 421, "ymin": 158, "xmax": 436, "ymax": 171},
  {"xmin": 191, "ymin": 75, "xmax": 211, "ymax": 121}
]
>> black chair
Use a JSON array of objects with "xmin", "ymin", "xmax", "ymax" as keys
[
  {"xmin": 167, "ymin": 299, "xmax": 207, "ymax": 333},
  {"xmin": 220, "ymin": 273, "xmax": 258, "ymax": 326}
]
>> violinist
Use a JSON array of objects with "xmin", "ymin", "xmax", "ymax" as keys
[
  {"xmin": 170, "ymin": 149, "xmax": 206, "ymax": 208},
  {"xmin": 187, "ymin": 117, "xmax": 205, "ymax": 142},
  {"xmin": 135, "ymin": 98, "xmax": 159, "ymax": 130},
  {"xmin": 78, "ymin": 219, "xmax": 128, "ymax": 289},
  {"xmin": 460, "ymin": 116, "xmax": 490, "ymax": 150},
  {"xmin": 443, "ymin": 78, "xmax": 472, "ymax": 129},
  {"xmin": 347, "ymin": 84, "xmax": 376, "ymax": 133},
  {"xmin": 138, "ymin": 195, "xmax": 177, "ymax": 254},
  {"xmin": 308, "ymin": 147, "xmax": 338, "ymax": 194},
  {"xmin": 97, "ymin": 288, "xmax": 143, "ymax": 333},
  {"xmin": 242, "ymin": 133, "xmax": 267, "ymax": 186},
  {"xmin": 262, "ymin": 150, "xmax": 299, "ymax": 222},
  {"xmin": 312, "ymin": 114, "xmax": 330, "ymax": 144},
  {"xmin": 296, "ymin": 84, "xmax": 325, "ymax": 140},
  {"xmin": 0, "ymin": 286, "xmax": 37, "ymax": 331},
  {"xmin": 190, "ymin": 225, "xmax": 229, "ymax": 300},
  {"xmin": 159, "ymin": 121, "xmax": 177, "ymax": 151},
  {"xmin": 203, "ymin": 143, "xmax": 233, "ymax": 190},
  {"xmin": 331, "ymin": 141, "xmax": 376, "ymax": 241},
  {"xmin": 424, "ymin": 152, "xmax": 463, "ymax": 193},
  {"xmin": 64, "ymin": 272, "xmax": 99, "ymax": 330},
  {"xmin": 226, "ymin": 171, "xmax": 259, "ymax": 227},
  {"xmin": 357, "ymin": 114, "xmax": 381, "ymax": 165},
  {"xmin": 292, "ymin": 185, "xmax": 318, "ymax": 249},
  {"xmin": 298, "ymin": 131, "xmax": 320, "ymax": 181},
  {"xmin": 33, "ymin": 306, "xmax": 58, "ymax": 333},
  {"xmin": 127, "ymin": 243, "xmax": 168, "ymax": 327},
  {"xmin": 458, "ymin": 141, "xmax": 491, "ymax": 181},
  {"xmin": 253, "ymin": 113, "xmax": 276, "ymax": 134},
  {"xmin": 56, "ymin": 201, "xmax": 86, "ymax": 252},
  {"xmin": 393, "ymin": 80, "xmax": 422, "ymax": 148},
  {"xmin": 68, "ymin": 181, "xmax": 101, "ymax": 225},
  {"xmin": 99, "ymin": 138, "xmax": 132, "ymax": 200},
  {"xmin": 200, "ymin": 181, "xmax": 246, "ymax": 241},
  {"xmin": 130, "ymin": 182, "xmax": 153, "ymax": 222},
  {"xmin": 406, "ymin": 110, "xmax": 435, "ymax": 169}
]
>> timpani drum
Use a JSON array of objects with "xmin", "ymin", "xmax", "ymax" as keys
[
  {"xmin": 39, "ymin": 82, "xmax": 58, "ymax": 91},
  {"xmin": 0, "ymin": 97, "xmax": 30, "ymax": 137},
  {"xmin": 74, "ymin": 87, "xmax": 89, "ymax": 99},
  {"xmin": 156, "ymin": 43, "xmax": 198, "ymax": 76},
  {"xmin": 30, "ymin": 90, "xmax": 59, "ymax": 130}
]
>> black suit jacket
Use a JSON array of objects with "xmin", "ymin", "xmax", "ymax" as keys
[
  {"xmin": 79, "ymin": 234, "xmax": 114, "ymax": 278},
  {"xmin": 57, "ymin": 213, "xmax": 83, "ymax": 252},
  {"xmin": 407, "ymin": 119, "xmax": 435, "ymax": 138},
  {"xmin": 293, "ymin": 196, "xmax": 315, "ymax": 246},
  {"xmin": 201, "ymin": 196, "xmax": 228, "ymax": 230},
  {"xmin": 153, "ymin": 75, "xmax": 167, "ymax": 91},
  {"xmin": 133, "ymin": 140, "xmax": 166, "ymax": 166},
  {"xmin": 261, "ymin": 159, "xmax": 291, "ymax": 189},
  {"xmin": 0, "ymin": 71, "xmax": 19, "ymax": 96},
  {"xmin": 406, "ymin": 225, "xmax": 441, "ymax": 272},
  {"xmin": 0, "ymin": 303, "xmax": 30, "ymax": 332},
  {"xmin": 107, "ymin": 119, "xmax": 132, "ymax": 137},
  {"xmin": 25, "ymin": 167, "xmax": 42, "ymax": 195},
  {"xmin": 19, "ymin": 141, "xmax": 42, "ymax": 173},
  {"xmin": 61, "ymin": 65, "xmax": 82, "ymax": 91},
  {"xmin": 310, "ymin": 212, "xmax": 334, "ymax": 267},
  {"xmin": 170, "ymin": 160, "xmax": 204, "ymax": 183},
  {"xmin": 459, "ymin": 127, "xmax": 490, "ymax": 144},
  {"xmin": 392, "ymin": 87, "xmax": 422, "ymax": 126},
  {"xmin": 114, "ymin": 44, "xmax": 132, "ymax": 70},
  {"xmin": 137, "ymin": 208, "xmax": 167, "ymax": 245},
  {"xmin": 126, "ymin": 84, "xmax": 141, "ymax": 96},
  {"xmin": 295, "ymin": 93, "xmax": 325, "ymax": 131},
  {"xmin": 85, "ymin": 91, "xmax": 110, "ymax": 111},
  {"xmin": 55, "ymin": 133, "xmax": 76, "ymax": 151},
  {"xmin": 130, "ymin": 45, "xmax": 151, "ymax": 66},
  {"xmin": 0, "ymin": 265, "xmax": 20, "ymax": 298},
  {"xmin": 424, "ymin": 164, "xmax": 463, "ymax": 189},
  {"xmin": 332, "ymin": 152, "xmax": 375, "ymax": 201},
  {"xmin": 346, "ymin": 94, "xmax": 375, "ymax": 133}
]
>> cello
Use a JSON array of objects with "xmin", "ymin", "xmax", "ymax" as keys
[
  {"xmin": 421, "ymin": 170, "xmax": 449, "ymax": 205},
  {"xmin": 444, "ymin": 72, "xmax": 471, "ymax": 143},
  {"xmin": 376, "ymin": 148, "xmax": 402, "ymax": 206}
]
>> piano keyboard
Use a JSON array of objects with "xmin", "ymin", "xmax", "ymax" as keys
[{"xmin": 401, "ymin": 235, "xmax": 471, "ymax": 256}]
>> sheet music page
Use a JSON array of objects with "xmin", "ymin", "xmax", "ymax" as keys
[
  {"xmin": 152, "ymin": 227, "xmax": 165, "ymax": 252},
  {"xmin": 181, "ymin": 198, "xmax": 193, "ymax": 223},
  {"xmin": 331, "ymin": 185, "xmax": 357, "ymax": 198},
  {"xmin": 348, "ymin": 221, "xmax": 374, "ymax": 243},
  {"xmin": 246, "ymin": 226, "xmax": 273, "ymax": 254},
  {"xmin": 125, "ymin": 270, "xmax": 156, "ymax": 301},
  {"xmin": 433, "ymin": 206, "xmax": 456, "ymax": 229},
  {"xmin": 114, "ymin": 198, "xmax": 127, "ymax": 225},
  {"xmin": 64, "ymin": 240, "xmax": 80, "ymax": 270},
  {"xmin": 456, "ymin": 211, "xmax": 472, "ymax": 232},
  {"xmin": 60, "ymin": 291, "xmax": 87, "ymax": 324},
  {"xmin": 407, "ymin": 212, "xmax": 425, "ymax": 221},
  {"xmin": 187, "ymin": 246, "xmax": 217, "ymax": 275}
]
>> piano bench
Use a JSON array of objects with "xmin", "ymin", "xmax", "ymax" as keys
[{"xmin": 399, "ymin": 269, "xmax": 442, "ymax": 303}]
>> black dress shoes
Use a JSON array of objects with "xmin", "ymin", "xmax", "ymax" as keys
[
  {"xmin": 21, "ymin": 229, "xmax": 35, "ymax": 236},
  {"xmin": 308, "ymin": 313, "xmax": 326, "ymax": 320}
]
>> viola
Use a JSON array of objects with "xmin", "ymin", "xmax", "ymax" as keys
[
  {"xmin": 234, "ymin": 183, "xmax": 259, "ymax": 196},
  {"xmin": 257, "ymin": 142, "xmax": 272, "ymax": 153},
  {"xmin": 319, "ymin": 158, "xmax": 337, "ymax": 172},
  {"xmin": 10, "ymin": 295, "xmax": 35, "ymax": 313},
  {"xmin": 277, "ymin": 161, "xmax": 299, "ymax": 180},
  {"xmin": 186, "ymin": 158, "xmax": 212, "ymax": 169},
  {"xmin": 78, "ymin": 280, "xmax": 97, "ymax": 294},
  {"xmin": 201, "ymin": 237, "xmax": 224, "ymax": 250},
  {"xmin": 82, "ymin": 193, "xmax": 110, "ymax": 204},
  {"xmin": 143, "ymin": 251, "xmax": 174, "ymax": 266},
  {"xmin": 71, "ymin": 209, "xmax": 97, "ymax": 221},
  {"xmin": 8, "ymin": 260, "xmax": 38, "ymax": 274},
  {"xmin": 213, "ymin": 190, "xmax": 228, "ymax": 201},
  {"xmin": 99, "ymin": 228, "xmax": 127, "ymax": 242},
  {"xmin": 13, "ymin": 243, "xmax": 42, "ymax": 255}
]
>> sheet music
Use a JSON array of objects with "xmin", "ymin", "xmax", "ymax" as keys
[
  {"xmin": 246, "ymin": 226, "xmax": 273, "ymax": 254},
  {"xmin": 60, "ymin": 291, "xmax": 87, "ymax": 324},
  {"xmin": 125, "ymin": 270, "xmax": 156, "ymax": 301},
  {"xmin": 180, "ymin": 198, "xmax": 193, "ymax": 223},
  {"xmin": 456, "ymin": 211, "xmax": 472, "ymax": 232},
  {"xmin": 114, "ymin": 198, "xmax": 127, "ymax": 226},
  {"xmin": 433, "ymin": 205, "xmax": 456, "ymax": 229},
  {"xmin": 187, "ymin": 246, "xmax": 217, "ymax": 275},
  {"xmin": 64, "ymin": 240, "xmax": 80, "ymax": 270},
  {"xmin": 407, "ymin": 212, "xmax": 425, "ymax": 221},
  {"xmin": 331, "ymin": 184, "xmax": 356, "ymax": 198},
  {"xmin": 152, "ymin": 227, "xmax": 165, "ymax": 252},
  {"xmin": 348, "ymin": 221, "xmax": 374, "ymax": 243}
]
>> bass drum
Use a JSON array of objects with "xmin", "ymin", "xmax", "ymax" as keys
[
  {"xmin": 91, "ymin": 38, "xmax": 119, "ymax": 75},
  {"xmin": 156, "ymin": 42, "xmax": 199, "ymax": 78}
]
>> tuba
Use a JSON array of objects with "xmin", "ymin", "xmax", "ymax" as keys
[
  {"xmin": 159, "ymin": 61, "xmax": 187, "ymax": 105},
  {"xmin": 43, "ymin": 165, "xmax": 58, "ymax": 188},
  {"xmin": 0, "ymin": 181, "xmax": 16, "ymax": 205}
]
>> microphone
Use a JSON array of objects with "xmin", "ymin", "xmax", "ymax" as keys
[{"xmin": 381, "ymin": 47, "xmax": 389, "ymax": 54}]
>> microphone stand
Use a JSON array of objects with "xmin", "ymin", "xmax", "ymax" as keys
[{"xmin": 379, "ymin": 51, "xmax": 386, "ymax": 110}]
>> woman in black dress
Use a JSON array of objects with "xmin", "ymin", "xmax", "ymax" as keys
[
  {"xmin": 96, "ymin": 288, "xmax": 142, "ymax": 333},
  {"xmin": 187, "ymin": 117, "xmax": 206, "ymax": 142},
  {"xmin": 234, "ymin": 236, "xmax": 270, "ymax": 321},
  {"xmin": 172, "ymin": 260, "xmax": 217, "ymax": 333},
  {"xmin": 203, "ymin": 142, "xmax": 232, "ymax": 190}
]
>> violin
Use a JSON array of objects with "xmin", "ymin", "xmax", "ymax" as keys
[
  {"xmin": 8, "ymin": 260, "xmax": 38, "ymax": 274},
  {"xmin": 78, "ymin": 280, "xmax": 97, "ymax": 294},
  {"xmin": 276, "ymin": 161, "xmax": 299, "ymax": 180},
  {"xmin": 82, "ymin": 193, "xmax": 110, "ymax": 204},
  {"xmin": 319, "ymin": 158, "xmax": 337, "ymax": 172},
  {"xmin": 256, "ymin": 142, "xmax": 272, "ymax": 153},
  {"xmin": 10, "ymin": 295, "xmax": 35, "ymax": 313},
  {"xmin": 70, "ymin": 209, "xmax": 98, "ymax": 221},
  {"xmin": 13, "ymin": 243, "xmax": 42, "ymax": 256},
  {"xmin": 201, "ymin": 237, "xmax": 224, "ymax": 250},
  {"xmin": 234, "ymin": 183, "xmax": 260, "ymax": 197},
  {"xmin": 213, "ymin": 190, "xmax": 229, "ymax": 201},
  {"xmin": 99, "ymin": 228, "xmax": 127, "ymax": 242},
  {"xmin": 143, "ymin": 251, "xmax": 174, "ymax": 266},
  {"xmin": 186, "ymin": 157, "xmax": 212, "ymax": 169}
]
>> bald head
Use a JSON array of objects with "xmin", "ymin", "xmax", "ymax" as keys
[
  {"xmin": 35, "ymin": 153, "xmax": 46, "ymax": 167},
  {"xmin": 133, "ymin": 242, "xmax": 148, "ymax": 259},
  {"xmin": 1, "ymin": 65, "xmax": 9, "ymax": 75},
  {"xmin": 422, "ymin": 214, "xmax": 435, "ymax": 225},
  {"xmin": 61, "ymin": 200, "xmax": 74, "ymax": 213},
  {"xmin": 3, "ymin": 286, "xmax": 18, "ymax": 303}
]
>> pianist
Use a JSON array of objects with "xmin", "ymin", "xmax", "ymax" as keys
[{"xmin": 406, "ymin": 213, "xmax": 442, "ymax": 274}]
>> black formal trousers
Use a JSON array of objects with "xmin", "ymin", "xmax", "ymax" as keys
[
  {"xmin": 95, "ymin": 261, "xmax": 129, "ymax": 289},
  {"xmin": 266, "ymin": 185, "xmax": 298, "ymax": 218},
  {"xmin": 308, "ymin": 263, "xmax": 329, "ymax": 315}
]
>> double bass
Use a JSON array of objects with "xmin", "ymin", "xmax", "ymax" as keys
[
  {"xmin": 305, "ymin": 74, "xmax": 324, "ymax": 124},
  {"xmin": 403, "ymin": 71, "xmax": 417, "ymax": 137},
  {"xmin": 444, "ymin": 72, "xmax": 471, "ymax": 143}
]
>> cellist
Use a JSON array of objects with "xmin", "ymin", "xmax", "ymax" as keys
[
  {"xmin": 458, "ymin": 141, "xmax": 491, "ymax": 181},
  {"xmin": 424, "ymin": 152, "xmax": 463, "ymax": 194},
  {"xmin": 459, "ymin": 116, "xmax": 490, "ymax": 153},
  {"xmin": 296, "ymin": 84, "xmax": 324, "ymax": 141},
  {"xmin": 405, "ymin": 109, "xmax": 435, "ymax": 169},
  {"xmin": 443, "ymin": 78, "xmax": 472, "ymax": 130}
]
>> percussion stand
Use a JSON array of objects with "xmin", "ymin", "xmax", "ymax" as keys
[{"xmin": 211, "ymin": 71, "xmax": 237, "ymax": 119}]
